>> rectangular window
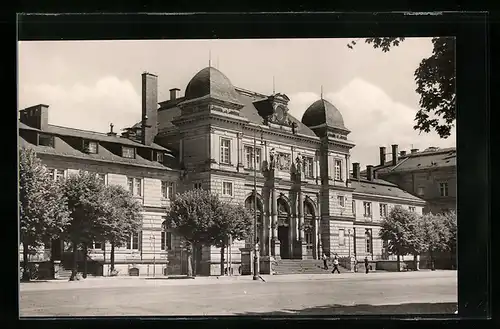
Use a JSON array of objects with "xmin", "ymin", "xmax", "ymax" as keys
[
  {"xmin": 303, "ymin": 157, "xmax": 314, "ymax": 178},
  {"xmin": 156, "ymin": 152, "xmax": 164, "ymax": 164},
  {"xmin": 193, "ymin": 182, "xmax": 202, "ymax": 190},
  {"xmin": 379, "ymin": 203, "xmax": 388, "ymax": 218},
  {"xmin": 439, "ymin": 182, "xmax": 449, "ymax": 197},
  {"xmin": 352, "ymin": 200, "xmax": 356, "ymax": 216},
  {"xmin": 305, "ymin": 232, "xmax": 313, "ymax": 250},
  {"xmin": 417, "ymin": 186, "xmax": 425, "ymax": 196},
  {"xmin": 161, "ymin": 181, "xmax": 175, "ymax": 200},
  {"xmin": 334, "ymin": 159, "xmax": 342, "ymax": 181},
  {"xmin": 47, "ymin": 168, "xmax": 55, "ymax": 181},
  {"xmin": 337, "ymin": 195, "xmax": 345, "ymax": 207},
  {"xmin": 222, "ymin": 182, "xmax": 233, "ymax": 196},
  {"xmin": 93, "ymin": 241, "xmax": 103, "ymax": 250},
  {"xmin": 363, "ymin": 202, "xmax": 372, "ymax": 218},
  {"xmin": 220, "ymin": 138, "xmax": 231, "ymax": 164},
  {"xmin": 161, "ymin": 231, "xmax": 172, "ymax": 251},
  {"xmin": 409, "ymin": 206, "xmax": 416, "ymax": 212},
  {"xmin": 365, "ymin": 229, "xmax": 372, "ymax": 253},
  {"xmin": 127, "ymin": 232, "xmax": 140, "ymax": 250},
  {"xmin": 84, "ymin": 140, "xmax": 98, "ymax": 154},
  {"xmin": 122, "ymin": 146, "xmax": 135, "ymax": 159},
  {"xmin": 339, "ymin": 229, "xmax": 345, "ymax": 246},
  {"xmin": 127, "ymin": 177, "xmax": 142, "ymax": 196},
  {"xmin": 244, "ymin": 145, "xmax": 261, "ymax": 170},
  {"xmin": 127, "ymin": 177, "xmax": 134, "ymax": 193},
  {"xmin": 38, "ymin": 133, "xmax": 54, "ymax": 147},
  {"xmin": 96, "ymin": 173, "xmax": 106, "ymax": 185},
  {"xmin": 55, "ymin": 169, "xmax": 65, "ymax": 182}
]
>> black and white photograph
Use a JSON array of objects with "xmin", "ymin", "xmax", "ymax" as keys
[{"xmin": 18, "ymin": 36, "xmax": 458, "ymax": 317}]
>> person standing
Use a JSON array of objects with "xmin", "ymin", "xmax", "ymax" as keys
[
  {"xmin": 322, "ymin": 253, "xmax": 328, "ymax": 270},
  {"xmin": 332, "ymin": 255, "xmax": 340, "ymax": 274},
  {"xmin": 364, "ymin": 256, "xmax": 370, "ymax": 274}
]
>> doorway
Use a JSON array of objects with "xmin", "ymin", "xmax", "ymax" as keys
[{"xmin": 278, "ymin": 225, "xmax": 290, "ymax": 259}]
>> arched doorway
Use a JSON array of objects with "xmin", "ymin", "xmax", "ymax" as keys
[
  {"xmin": 244, "ymin": 194, "xmax": 264, "ymax": 254},
  {"xmin": 304, "ymin": 201, "xmax": 316, "ymax": 259},
  {"xmin": 277, "ymin": 197, "xmax": 291, "ymax": 259}
]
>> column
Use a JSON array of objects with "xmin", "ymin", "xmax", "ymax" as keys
[
  {"xmin": 179, "ymin": 139, "xmax": 184, "ymax": 164},
  {"xmin": 237, "ymin": 132, "xmax": 243, "ymax": 170},
  {"xmin": 298, "ymin": 190, "xmax": 307, "ymax": 259},
  {"xmin": 271, "ymin": 187, "xmax": 280, "ymax": 258}
]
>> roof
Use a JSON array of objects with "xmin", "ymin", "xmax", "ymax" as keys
[
  {"xmin": 183, "ymin": 67, "xmax": 242, "ymax": 104},
  {"xmin": 351, "ymin": 176, "xmax": 425, "ymax": 203},
  {"xmin": 19, "ymin": 135, "xmax": 178, "ymax": 171},
  {"xmin": 19, "ymin": 122, "xmax": 41, "ymax": 131},
  {"xmin": 301, "ymin": 99, "xmax": 348, "ymax": 131},
  {"xmin": 44, "ymin": 125, "xmax": 168, "ymax": 151},
  {"xmin": 374, "ymin": 147, "xmax": 456, "ymax": 174}
]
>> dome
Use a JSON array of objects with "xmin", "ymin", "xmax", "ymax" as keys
[
  {"xmin": 301, "ymin": 99, "xmax": 347, "ymax": 130},
  {"xmin": 184, "ymin": 67, "xmax": 241, "ymax": 104}
]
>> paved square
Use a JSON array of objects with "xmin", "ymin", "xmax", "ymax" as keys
[{"xmin": 20, "ymin": 271, "xmax": 457, "ymax": 317}]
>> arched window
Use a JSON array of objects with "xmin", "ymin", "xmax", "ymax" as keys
[
  {"xmin": 304, "ymin": 201, "xmax": 315, "ymax": 251},
  {"xmin": 161, "ymin": 220, "xmax": 172, "ymax": 251}
]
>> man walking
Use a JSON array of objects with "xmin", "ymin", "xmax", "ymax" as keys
[
  {"xmin": 331, "ymin": 255, "xmax": 340, "ymax": 274},
  {"xmin": 364, "ymin": 256, "xmax": 370, "ymax": 274},
  {"xmin": 322, "ymin": 253, "xmax": 328, "ymax": 270}
]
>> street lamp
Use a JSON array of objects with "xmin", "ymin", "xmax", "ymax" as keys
[{"xmin": 252, "ymin": 128, "xmax": 260, "ymax": 281}]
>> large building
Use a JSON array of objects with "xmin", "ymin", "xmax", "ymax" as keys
[
  {"xmin": 18, "ymin": 66, "xmax": 426, "ymax": 276},
  {"xmin": 373, "ymin": 145, "xmax": 456, "ymax": 214}
]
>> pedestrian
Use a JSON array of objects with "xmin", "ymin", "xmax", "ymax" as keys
[
  {"xmin": 364, "ymin": 256, "xmax": 370, "ymax": 274},
  {"xmin": 322, "ymin": 253, "xmax": 328, "ymax": 270},
  {"xmin": 332, "ymin": 255, "xmax": 340, "ymax": 274}
]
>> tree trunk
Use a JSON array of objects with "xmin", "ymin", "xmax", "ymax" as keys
[
  {"xmin": 83, "ymin": 243, "xmax": 88, "ymax": 279},
  {"xmin": 69, "ymin": 241, "xmax": 78, "ymax": 281},
  {"xmin": 110, "ymin": 242, "xmax": 115, "ymax": 274},
  {"xmin": 21, "ymin": 241, "xmax": 30, "ymax": 282},
  {"xmin": 397, "ymin": 254, "xmax": 401, "ymax": 272},
  {"xmin": 186, "ymin": 242, "xmax": 193, "ymax": 278},
  {"xmin": 413, "ymin": 254, "xmax": 419, "ymax": 271},
  {"xmin": 220, "ymin": 244, "xmax": 225, "ymax": 276},
  {"xmin": 430, "ymin": 249, "xmax": 436, "ymax": 271}
]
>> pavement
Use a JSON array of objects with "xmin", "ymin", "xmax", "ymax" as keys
[{"xmin": 19, "ymin": 270, "xmax": 457, "ymax": 317}]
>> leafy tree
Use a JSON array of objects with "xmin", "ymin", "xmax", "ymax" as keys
[
  {"xmin": 165, "ymin": 189, "xmax": 220, "ymax": 277},
  {"xmin": 101, "ymin": 184, "xmax": 143, "ymax": 275},
  {"xmin": 379, "ymin": 206, "xmax": 421, "ymax": 271},
  {"xmin": 19, "ymin": 147, "xmax": 70, "ymax": 281},
  {"xmin": 442, "ymin": 210, "xmax": 457, "ymax": 255},
  {"xmin": 61, "ymin": 171, "xmax": 109, "ymax": 281},
  {"xmin": 348, "ymin": 37, "xmax": 455, "ymax": 139},
  {"xmin": 418, "ymin": 213, "xmax": 452, "ymax": 270},
  {"xmin": 209, "ymin": 202, "xmax": 253, "ymax": 276}
]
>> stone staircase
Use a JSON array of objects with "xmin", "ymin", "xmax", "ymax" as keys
[
  {"xmin": 273, "ymin": 259, "xmax": 349, "ymax": 275},
  {"xmin": 57, "ymin": 267, "xmax": 73, "ymax": 280}
]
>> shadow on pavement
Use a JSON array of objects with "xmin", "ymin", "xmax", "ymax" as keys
[
  {"xmin": 234, "ymin": 302, "xmax": 458, "ymax": 316},
  {"xmin": 20, "ymin": 280, "xmax": 50, "ymax": 283},
  {"xmin": 145, "ymin": 276, "xmax": 196, "ymax": 280}
]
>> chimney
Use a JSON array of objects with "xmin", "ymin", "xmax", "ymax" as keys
[
  {"xmin": 107, "ymin": 123, "xmax": 117, "ymax": 136},
  {"xmin": 400, "ymin": 150, "xmax": 407, "ymax": 157},
  {"xmin": 169, "ymin": 88, "xmax": 180, "ymax": 100},
  {"xmin": 141, "ymin": 72, "xmax": 159, "ymax": 146},
  {"xmin": 366, "ymin": 165, "xmax": 374, "ymax": 181},
  {"xmin": 411, "ymin": 148, "xmax": 419, "ymax": 154},
  {"xmin": 391, "ymin": 144, "xmax": 398, "ymax": 166},
  {"xmin": 19, "ymin": 104, "xmax": 49, "ymax": 131},
  {"xmin": 373, "ymin": 170, "xmax": 378, "ymax": 180},
  {"xmin": 352, "ymin": 162, "xmax": 360, "ymax": 180},
  {"xmin": 379, "ymin": 146, "xmax": 386, "ymax": 166}
]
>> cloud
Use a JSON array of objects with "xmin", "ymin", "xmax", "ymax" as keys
[
  {"xmin": 18, "ymin": 76, "xmax": 141, "ymax": 133},
  {"xmin": 288, "ymin": 78, "xmax": 456, "ymax": 168}
]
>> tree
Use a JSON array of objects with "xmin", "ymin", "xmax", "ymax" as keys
[
  {"xmin": 379, "ymin": 206, "xmax": 421, "ymax": 271},
  {"xmin": 442, "ymin": 210, "xmax": 457, "ymax": 256},
  {"xmin": 61, "ymin": 171, "xmax": 109, "ymax": 281},
  {"xmin": 348, "ymin": 37, "xmax": 455, "ymax": 139},
  {"xmin": 165, "ymin": 189, "xmax": 220, "ymax": 277},
  {"xmin": 418, "ymin": 213, "xmax": 452, "ymax": 270},
  {"xmin": 101, "ymin": 184, "xmax": 143, "ymax": 275},
  {"xmin": 209, "ymin": 202, "xmax": 253, "ymax": 276},
  {"xmin": 19, "ymin": 147, "xmax": 70, "ymax": 281}
]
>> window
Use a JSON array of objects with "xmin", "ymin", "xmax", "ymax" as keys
[
  {"xmin": 379, "ymin": 203, "xmax": 388, "ymax": 218},
  {"xmin": 334, "ymin": 159, "xmax": 342, "ymax": 180},
  {"xmin": 339, "ymin": 229, "xmax": 345, "ymax": 246},
  {"xmin": 126, "ymin": 232, "xmax": 141, "ymax": 250},
  {"xmin": 220, "ymin": 138, "xmax": 231, "ymax": 164},
  {"xmin": 92, "ymin": 241, "xmax": 103, "ymax": 250},
  {"xmin": 303, "ymin": 157, "xmax": 314, "ymax": 178},
  {"xmin": 363, "ymin": 202, "xmax": 372, "ymax": 218},
  {"xmin": 161, "ymin": 222, "xmax": 173, "ymax": 251},
  {"xmin": 409, "ymin": 206, "xmax": 416, "ymax": 212},
  {"xmin": 96, "ymin": 173, "xmax": 106, "ymax": 185},
  {"xmin": 337, "ymin": 195, "xmax": 345, "ymax": 207},
  {"xmin": 156, "ymin": 152, "xmax": 164, "ymax": 163},
  {"xmin": 122, "ymin": 146, "xmax": 135, "ymax": 159},
  {"xmin": 352, "ymin": 200, "xmax": 356, "ymax": 216},
  {"xmin": 193, "ymin": 182, "xmax": 202, "ymax": 190},
  {"xmin": 39, "ymin": 133, "xmax": 54, "ymax": 147},
  {"xmin": 439, "ymin": 182, "xmax": 449, "ymax": 197},
  {"xmin": 84, "ymin": 140, "xmax": 98, "ymax": 154},
  {"xmin": 365, "ymin": 229, "xmax": 372, "ymax": 254},
  {"xmin": 417, "ymin": 186, "xmax": 425, "ymax": 196},
  {"xmin": 244, "ymin": 145, "xmax": 261, "ymax": 170},
  {"xmin": 161, "ymin": 181, "xmax": 175, "ymax": 200},
  {"xmin": 55, "ymin": 169, "xmax": 65, "ymax": 182},
  {"xmin": 305, "ymin": 231, "xmax": 313, "ymax": 250},
  {"xmin": 222, "ymin": 182, "xmax": 233, "ymax": 196},
  {"xmin": 127, "ymin": 177, "xmax": 142, "ymax": 196}
]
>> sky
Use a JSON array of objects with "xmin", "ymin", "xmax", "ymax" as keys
[{"xmin": 17, "ymin": 38, "xmax": 456, "ymax": 169}]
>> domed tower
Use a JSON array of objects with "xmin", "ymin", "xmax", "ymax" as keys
[{"xmin": 302, "ymin": 99, "xmax": 350, "ymax": 139}]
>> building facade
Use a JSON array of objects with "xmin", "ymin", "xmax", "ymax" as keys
[{"xmin": 19, "ymin": 67, "xmax": 426, "ymax": 276}]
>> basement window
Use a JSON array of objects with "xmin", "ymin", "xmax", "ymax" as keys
[{"xmin": 38, "ymin": 133, "xmax": 54, "ymax": 147}]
